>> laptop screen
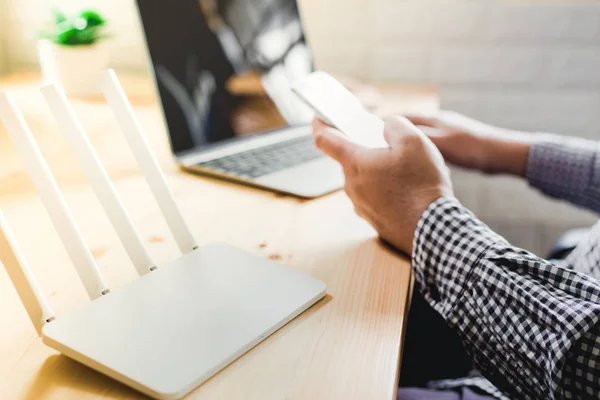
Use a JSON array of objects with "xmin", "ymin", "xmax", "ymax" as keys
[{"xmin": 136, "ymin": 0, "xmax": 313, "ymax": 155}]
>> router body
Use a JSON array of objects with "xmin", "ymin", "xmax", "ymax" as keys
[
  {"xmin": 0, "ymin": 71, "xmax": 327, "ymax": 399},
  {"xmin": 43, "ymin": 243, "xmax": 325, "ymax": 399}
]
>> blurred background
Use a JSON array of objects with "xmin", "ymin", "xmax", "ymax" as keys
[{"xmin": 1, "ymin": 0, "xmax": 599, "ymax": 255}]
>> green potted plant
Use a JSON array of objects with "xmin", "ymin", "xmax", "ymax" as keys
[{"xmin": 37, "ymin": 9, "xmax": 110, "ymax": 96}]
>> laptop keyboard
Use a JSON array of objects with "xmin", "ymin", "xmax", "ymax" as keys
[{"xmin": 197, "ymin": 136, "xmax": 323, "ymax": 179}]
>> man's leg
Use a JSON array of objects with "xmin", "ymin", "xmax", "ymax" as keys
[
  {"xmin": 397, "ymin": 388, "xmax": 459, "ymax": 400},
  {"xmin": 397, "ymin": 387, "xmax": 496, "ymax": 400},
  {"xmin": 399, "ymin": 289, "xmax": 472, "ymax": 387}
]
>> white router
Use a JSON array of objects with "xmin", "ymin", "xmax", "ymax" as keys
[{"xmin": 0, "ymin": 70, "xmax": 326, "ymax": 400}]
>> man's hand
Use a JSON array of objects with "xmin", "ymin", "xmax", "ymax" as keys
[
  {"xmin": 313, "ymin": 117, "xmax": 453, "ymax": 255},
  {"xmin": 403, "ymin": 111, "xmax": 532, "ymax": 177}
]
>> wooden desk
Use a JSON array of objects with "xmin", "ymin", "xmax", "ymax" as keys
[{"xmin": 0, "ymin": 73, "xmax": 438, "ymax": 400}]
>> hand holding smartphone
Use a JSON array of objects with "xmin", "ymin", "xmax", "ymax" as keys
[{"xmin": 291, "ymin": 72, "xmax": 388, "ymax": 149}]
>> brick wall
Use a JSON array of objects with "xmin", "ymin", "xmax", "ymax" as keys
[
  {"xmin": 304, "ymin": 0, "xmax": 600, "ymax": 136},
  {"xmin": 4, "ymin": 0, "xmax": 600, "ymax": 254}
]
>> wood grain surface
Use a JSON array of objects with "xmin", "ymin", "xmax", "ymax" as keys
[{"xmin": 0, "ymin": 72, "xmax": 437, "ymax": 400}]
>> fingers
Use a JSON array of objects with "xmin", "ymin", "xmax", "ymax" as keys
[
  {"xmin": 382, "ymin": 116, "xmax": 422, "ymax": 148},
  {"xmin": 402, "ymin": 112, "xmax": 439, "ymax": 128},
  {"xmin": 312, "ymin": 118, "xmax": 359, "ymax": 165},
  {"xmin": 418, "ymin": 126, "xmax": 447, "ymax": 143}
]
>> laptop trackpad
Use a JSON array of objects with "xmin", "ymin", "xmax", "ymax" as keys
[{"xmin": 256, "ymin": 157, "xmax": 344, "ymax": 198}]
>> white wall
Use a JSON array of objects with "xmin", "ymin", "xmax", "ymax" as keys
[
  {"xmin": 4, "ymin": 0, "xmax": 600, "ymax": 254},
  {"xmin": 0, "ymin": 0, "xmax": 8, "ymax": 75}
]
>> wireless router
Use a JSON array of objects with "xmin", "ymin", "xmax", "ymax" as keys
[{"xmin": 0, "ymin": 70, "xmax": 327, "ymax": 400}]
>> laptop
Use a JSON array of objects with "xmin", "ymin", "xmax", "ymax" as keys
[{"xmin": 135, "ymin": 0, "xmax": 344, "ymax": 198}]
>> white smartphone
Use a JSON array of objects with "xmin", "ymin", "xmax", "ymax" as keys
[{"xmin": 290, "ymin": 71, "xmax": 388, "ymax": 148}]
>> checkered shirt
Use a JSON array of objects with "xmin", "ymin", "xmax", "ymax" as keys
[{"xmin": 411, "ymin": 135, "xmax": 600, "ymax": 399}]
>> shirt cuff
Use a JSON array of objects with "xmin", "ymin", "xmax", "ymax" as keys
[
  {"xmin": 411, "ymin": 197, "xmax": 506, "ymax": 320},
  {"xmin": 527, "ymin": 137, "xmax": 599, "ymax": 202}
]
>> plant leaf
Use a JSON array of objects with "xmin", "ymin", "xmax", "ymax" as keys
[
  {"xmin": 51, "ymin": 7, "xmax": 66, "ymax": 24},
  {"xmin": 80, "ymin": 10, "xmax": 106, "ymax": 27},
  {"xmin": 39, "ymin": 9, "xmax": 108, "ymax": 46},
  {"xmin": 56, "ymin": 27, "xmax": 78, "ymax": 45}
]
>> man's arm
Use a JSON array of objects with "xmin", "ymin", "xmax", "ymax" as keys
[
  {"xmin": 311, "ymin": 115, "xmax": 600, "ymax": 399},
  {"xmin": 527, "ymin": 135, "xmax": 600, "ymax": 214},
  {"xmin": 413, "ymin": 197, "xmax": 600, "ymax": 399},
  {"xmin": 403, "ymin": 112, "xmax": 600, "ymax": 214}
]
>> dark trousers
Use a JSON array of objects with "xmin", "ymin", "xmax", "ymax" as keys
[
  {"xmin": 397, "ymin": 290, "xmax": 496, "ymax": 399},
  {"xmin": 399, "ymin": 289, "xmax": 472, "ymax": 387},
  {"xmin": 397, "ymin": 387, "xmax": 498, "ymax": 400}
]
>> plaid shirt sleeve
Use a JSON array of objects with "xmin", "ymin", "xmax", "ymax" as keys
[
  {"xmin": 527, "ymin": 135, "xmax": 600, "ymax": 214},
  {"xmin": 412, "ymin": 197, "xmax": 600, "ymax": 399}
]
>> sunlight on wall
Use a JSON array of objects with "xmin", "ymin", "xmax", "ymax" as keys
[{"xmin": 0, "ymin": 0, "xmax": 8, "ymax": 75}]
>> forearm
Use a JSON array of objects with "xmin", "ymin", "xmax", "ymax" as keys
[
  {"xmin": 481, "ymin": 128, "xmax": 533, "ymax": 177},
  {"xmin": 412, "ymin": 197, "xmax": 600, "ymax": 399}
]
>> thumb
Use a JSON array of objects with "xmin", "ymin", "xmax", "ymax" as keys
[
  {"xmin": 313, "ymin": 118, "xmax": 359, "ymax": 165},
  {"xmin": 382, "ymin": 116, "xmax": 422, "ymax": 148}
]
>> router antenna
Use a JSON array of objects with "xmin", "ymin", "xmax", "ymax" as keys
[
  {"xmin": 0, "ymin": 210, "xmax": 55, "ymax": 336},
  {"xmin": 0, "ymin": 92, "xmax": 109, "ymax": 299},
  {"xmin": 41, "ymin": 84, "xmax": 156, "ymax": 276},
  {"xmin": 99, "ymin": 69, "xmax": 198, "ymax": 254}
]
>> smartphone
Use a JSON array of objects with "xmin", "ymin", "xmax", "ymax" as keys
[{"xmin": 290, "ymin": 71, "xmax": 388, "ymax": 148}]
